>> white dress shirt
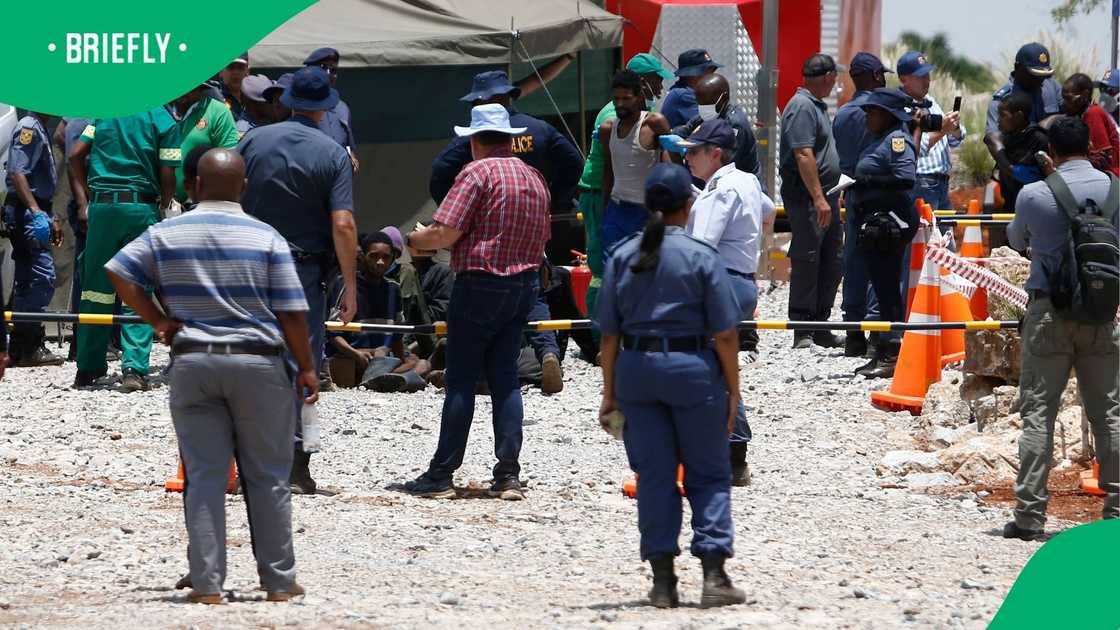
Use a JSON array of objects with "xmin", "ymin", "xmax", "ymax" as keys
[{"xmin": 686, "ymin": 162, "xmax": 776, "ymax": 274}]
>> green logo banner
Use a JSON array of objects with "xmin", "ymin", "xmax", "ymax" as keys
[
  {"xmin": 989, "ymin": 519, "xmax": 1120, "ymax": 629},
  {"xmin": 0, "ymin": 0, "xmax": 316, "ymax": 119}
]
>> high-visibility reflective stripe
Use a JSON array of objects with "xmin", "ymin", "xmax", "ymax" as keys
[
  {"xmin": 80, "ymin": 290, "xmax": 116, "ymax": 305},
  {"xmin": 159, "ymin": 148, "xmax": 182, "ymax": 161}
]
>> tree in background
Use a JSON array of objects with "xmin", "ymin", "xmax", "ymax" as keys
[
  {"xmin": 1051, "ymin": 0, "xmax": 1107, "ymax": 22},
  {"xmin": 896, "ymin": 31, "xmax": 997, "ymax": 93}
]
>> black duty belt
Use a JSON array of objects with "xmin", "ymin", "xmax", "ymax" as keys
[
  {"xmin": 93, "ymin": 191, "xmax": 159, "ymax": 204},
  {"xmin": 172, "ymin": 342, "xmax": 284, "ymax": 357},
  {"xmin": 621, "ymin": 334, "xmax": 708, "ymax": 353}
]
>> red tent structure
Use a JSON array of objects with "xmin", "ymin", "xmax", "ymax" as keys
[{"xmin": 607, "ymin": 0, "xmax": 821, "ymax": 109}]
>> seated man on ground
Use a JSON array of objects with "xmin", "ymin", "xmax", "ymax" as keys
[
  {"xmin": 325, "ymin": 231, "xmax": 429, "ymax": 392},
  {"xmin": 397, "ymin": 221, "xmax": 454, "ymax": 375}
]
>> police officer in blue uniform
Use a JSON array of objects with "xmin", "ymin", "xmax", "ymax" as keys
[
  {"xmin": 235, "ymin": 75, "xmax": 282, "ymax": 138},
  {"xmin": 428, "ymin": 70, "xmax": 583, "ymax": 208},
  {"xmin": 237, "ymin": 66, "xmax": 359, "ymax": 494},
  {"xmin": 660, "ymin": 49, "xmax": 721, "ymax": 128},
  {"xmin": 596, "ymin": 163, "xmax": 746, "ymax": 609},
  {"xmin": 984, "ymin": 43, "xmax": 1063, "ymax": 171},
  {"xmin": 3, "ymin": 111, "xmax": 64, "ymax": 367},
  {"xmin": 833, "ymin": 52, "xmax": 890, "ymax": 358},
  {"xmin": 303, "ymin": 47, "xmax": 358, "ymax": 172},
  {"xmin": 846, "ymin": 88, "xmax": 919, "ymax": 378}
]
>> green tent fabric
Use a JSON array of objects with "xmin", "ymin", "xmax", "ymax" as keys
[{"xmin": 251, "ymin": 0, "xmax": 622, "ymax": 67}]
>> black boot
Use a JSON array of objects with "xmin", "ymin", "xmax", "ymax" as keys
[
  {"xmin": 844, "ymin": 332, "xmax": 867, "ymax": 358},
  {"xmin": 700, "ymin": 555, "xmax": 746, "ymax": 608},
  {"xmin": 866, "ymin": 332, "xmax": 881, "ymax": 359},
  {"xmin": 862, "ymin": 338, "xmax": 899, "ymax": 379},
  {"xmin": 647, "ymin": 555, "xmax": 679, "ymax": 608},
  {"xmin": 290, "ymin": 449, "xmax": 317, "ymax": 495},
  {"xmin": 730, "ymin": 442, "xmax": 751, "ymax": 487}
]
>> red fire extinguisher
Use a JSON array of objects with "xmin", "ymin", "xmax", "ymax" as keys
[{"xmin": 569, "ymin": 250, "xmax": 591, "ymax": 316}]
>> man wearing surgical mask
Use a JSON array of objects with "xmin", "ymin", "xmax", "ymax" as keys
[
  {"xmin": 671, "ymin": 73, "xmax": 760, "ymax": 177},
  {"xmin": 1098, "ymin": 68, "xmax": 1119, "ymax": 130}
]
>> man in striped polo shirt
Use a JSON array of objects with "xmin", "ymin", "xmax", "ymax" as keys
[
  {"xmin": 897, "ymin": 51, "xmax": 965, "ymax": 212},
  {"xmin": 105, "ymin": 148, "xmax": 316, "ymax": 604}
]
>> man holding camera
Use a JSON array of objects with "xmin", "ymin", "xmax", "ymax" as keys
[{"xmin": 897, "ymin": 52, "xmax": 964, "ymax": 212}]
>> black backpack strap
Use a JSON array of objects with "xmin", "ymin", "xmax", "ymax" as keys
[
  {"xmin": 1101, "ymin": 175, "xmax": 1119, "ymax": 219},
  {"xmin": 1044, "ymin": 172, "xmax": 1083, "ymax": 221}
]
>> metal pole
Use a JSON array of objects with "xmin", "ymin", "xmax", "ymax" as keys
[
  {"xmin": 756, "ymin": 0, "xmax": 779, "ymax": 196},
  {"xmin": 577, "ymin": 50, "xmax": 587, "ymax": 155},
  {"xmin": 509, "ymin": 17, "xmax": 515, "ymax": 79},
  {"xmin": 1112, "ymin": 0, "xmax": 1118, "ymax": 69}
]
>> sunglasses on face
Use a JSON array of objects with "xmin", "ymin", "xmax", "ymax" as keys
[{"xmin": 317, "ymin": 63, "xmax": 338, "ymax": 75}]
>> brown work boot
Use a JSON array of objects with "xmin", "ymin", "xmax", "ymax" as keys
[
  {"xmin": 290, "ymin": 450, "xmax": 317, "ymax": 495},
  {"xmin": 540, "ymin": 353, "xmax": 563, "ymax": 394},
  {"xmin": 700, "ymin": 555, "xmax": 746, "ymax": 608},
  {"xmin": 267, "ymin": 582, "xmax": 306, "ymax": 602},
  {"xmin": 120, "ymin": 369, "xmax": 149, "ymax": 393},
  {"xmin": 13, "ymin": 345, "xmax": 65, "ymax": 367},
  {"xmin": 186, "ymin": 590, "xmax": 222, "ymax": 605}
]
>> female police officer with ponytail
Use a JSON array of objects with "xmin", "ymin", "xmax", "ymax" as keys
[
  {"xmin": 846, "ymin": 88, "xmax": 919, "ymax": 378},
  {"xmin": 596, "ymin": 163, "xmax": 746, "ymax": 609}
]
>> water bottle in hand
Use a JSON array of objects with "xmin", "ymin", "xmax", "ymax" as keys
[{"xmin": 302, "ymin": 403, "xmax": 321, "ymax": 453}]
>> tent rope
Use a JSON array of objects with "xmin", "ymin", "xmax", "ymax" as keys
[{"xmin": 513, "ymin": 33, "xmax": 586, "ymax": 160}]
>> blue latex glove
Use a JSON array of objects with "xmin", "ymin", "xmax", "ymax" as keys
[
  {"xmin": 26, "ymin": 210, "xmax": 51, "ymax": 246},
  {"xmin": 1012, "ymin": 164, "xmax": 1043, "ymax": 185},
  {"xmin": 658, "ymin": 134, "xmax": 687, "ymax": 155}
]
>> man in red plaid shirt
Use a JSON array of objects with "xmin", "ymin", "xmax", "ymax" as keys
[{"xmin": 403, "ymin": 104, "xmax": 550, "ymax": 500}]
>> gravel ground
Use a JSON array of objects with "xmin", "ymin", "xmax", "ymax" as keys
[{"xmin": 0, "ymin": 283, "xmax": 1064, "ymax": 629}]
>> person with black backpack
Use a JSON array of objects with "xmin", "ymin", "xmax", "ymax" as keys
[{"xmin": 1004, "ymin": 116, "xmax": 1119, "ymax": 541}]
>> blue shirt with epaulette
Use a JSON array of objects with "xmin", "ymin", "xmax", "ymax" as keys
[
  {"xmin": 319, "ymin": 99, "xmax": 356, "ymax": 151},
  {"xmin": 985, "ymin": 77, "xmax": 1062, "ymax": 135},
  {"xmin": 833, "ymin": 90, "xmax": 874, "ymax": 176},
  {"xmin": 847, "ymin": 126, "xmax": 917, "ymax": 218},
  {"xmin": 597, "ymin": 226, "xmax": 740, "ymax": 338},
  {"xmin": 5, "ymin": 116, "xmax": 57, "ymax": 201}
]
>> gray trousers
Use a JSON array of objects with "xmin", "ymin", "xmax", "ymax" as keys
[
  {"xmin": 782, "ymin": 184, "xmax": 843, "ymax": 323},
  {"xmin": 1014, "ymin": 298, "xmax": 1120, "ymax": 529},
  {"xmin": 169, "ymin": 352, "xmax": 299, "ymax": 594}
]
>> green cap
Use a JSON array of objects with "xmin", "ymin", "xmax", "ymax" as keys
[{"xmin": 627, "ymin": 53, "xmax": 674, "ymax": 80}]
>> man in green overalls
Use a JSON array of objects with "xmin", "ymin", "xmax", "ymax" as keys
[
  {"xmin": 68, "ymin": 108, "xmax": 180, "ymax": 391},
  {"xmin": 172, "ymin": 80, "xmax": 239, "ymax": 202}
]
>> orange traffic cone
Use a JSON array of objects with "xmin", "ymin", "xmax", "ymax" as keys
[
  {"xmin": 960, "ymin": 204, "xmax": 988, "ymax": 319},
  {"xmin": 1080, "ymin": 459, "xmax": 1106, "ymax": 496},
  {"xmin": 938, "ymin": 268, "xmax": 973, "ymax": 366},
  {"xmin": 622, "ymin": 465, "xmax": 686, "ymax": 499},
  {"xmin": 165, "ymin": 458, "xmax": 239, "ymax": 493},
  {"xmin": 871, "ymin": 249, "xmax": 943, "ymax": 415},
  {"xmin": 905, "ymin": 200, "xmax": 933, "ymax": 318}
]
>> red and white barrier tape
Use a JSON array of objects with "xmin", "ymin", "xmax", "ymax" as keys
[{"xmin": 925, "ymin": 245, "xmax": 1029, "ymax": 309}]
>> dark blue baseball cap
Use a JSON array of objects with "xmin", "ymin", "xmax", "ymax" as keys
[
  {"xmin": 303, "ymin": 47, "xmax": 340, "ymax": 66},
  {"xmin": 860, "ymin": 87, "xmax": 915, "ymax": 122},
  {"xmin": 897, "ymin": 51, "xmax": 934, "ymax": 77},
  {"xmin": 645, "ymin": 163, "xmax": 694, "ymax": 203},
  {"xmin": 675, "ymin": 48, "xmax": 722, "ymax": 77},
  {"xmin": 280, "ymin": 66, "xmax": 339, "ymax": 112},
  {"xmin": 461, "ymin": 70, "xmax": 521, "ymax": 102},
  {"xmin": 1100, "ymin": 68, "xmax": 1119, "ymax": 91},
  {"xmin": 849, "ymin": 52, "xmax": 891, "ymax": 77},
  {"xmin": 1014, "ymin": 43, "xmax": 1054, "ymax": 77},
  {"xmin": 678, "ymin": 118, "xmax": 737, "ymax": 150}
]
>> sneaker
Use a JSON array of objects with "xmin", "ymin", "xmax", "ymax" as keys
[
  {"xmin": 792, "ymin": 335, "xmax": 813, "ymax": 350},
  {"xmin": 119, "ymin": 370, "xmax": 149, "ymax": 393},
  {"xmin": 73, "ymin": 368, "xmax": 109, "ymax": 389},
  {"xmin": 366, "ymin": 372, "xmax": 406, "ymax": 392},
  {"xmin": 404, "ymin": 472, "xmax": 456, "ymax": 499},
  {"xmin": 540, "ymin": 353, "xmax": 563, "ymax": 394},
  {"xmin": 743, "ymin": 350, "xmax": 759, "ymax": 364},
  {"xmin": 14, "ymin": 345, "xmax": 65, "ymax": 367},
  {"xmin": 488, "ymin": 476, "xmax": 525, "ymax": 501},
  {"xmin": 426, "ymin": 370, "xmax": 446, "ymax": 389},
  {"xmin": 813, "ymin": 332, "xmax": 844, "ymax": 348},
  {"xmin": 1002, "ymin": 521, "xmax": 1043, "ymax": 541}
]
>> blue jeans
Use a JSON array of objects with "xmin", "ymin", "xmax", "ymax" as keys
[
  {"xmin": 618, "ymin": 348, "xmax": 733, "ymax": 560},
  {"xmin": 293, "ymin": 260, "xmax": 326, "ymax": 448},
  {"xmin": 841, "ymin": 216, "xmax": 879, "ymax": 322},
  {"xmin": 726, "ymin": 271, "xmax": 755, "ymax": 444},
  {"xmin": 524, "ymin": 296, "xmax": 559, "ymax": 362},
  {"xmin": 913, "ymin": 174, "xmax": 951, "ymax": 211},
  {"xmin": 600, "ymin": 199, "xmax": 649, "ymax": 265},
  {"xmin": 428, "ymin": 270, "xmax": 539, "ymax": 481}
]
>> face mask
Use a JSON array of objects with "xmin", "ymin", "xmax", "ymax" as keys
[
  {"xmin": 698, "ymin": 104, "xmax": 719, "ymax": 121},
  {"xmin": 646, "ymin": 98, "xmax": 657, "ymax": 111},
  {"xmin": 641, "ymin": 83, "xmax": 658, "ymax": 112},
  {"xmin": 1101, "ymin": 93, "xmax": 1119, "ymax": 113}
]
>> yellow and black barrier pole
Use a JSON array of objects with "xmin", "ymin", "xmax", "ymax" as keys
[{"xmin": 3, "ymin": 311, "xmax": 1020, "ymax": 335}]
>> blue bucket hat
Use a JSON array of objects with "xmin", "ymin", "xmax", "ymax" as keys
[
  {"xmin": 461, "ymin": 70, "xmax": 522, "ymax": 102},
  {"xmin": 280, "ymin": 67, "xmax": 339, "ymax": 112},
  {"xmin": 860, "ymin": 87, "xmax": 915, "ymax": 122},
  {"xmin": 645, "ymin": 163, "xmax": 694, "ymax": 203},
  {"xmin": 897, "ymin": 51, "xmax": 934, "ymax": 77},
  {"xmin": 675, "ymin": 48, "xmax": 721, "ymax": 77}
]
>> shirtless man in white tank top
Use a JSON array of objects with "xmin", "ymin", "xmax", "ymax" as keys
[{"xmin": 598, "ymin": 70, "xmax": 671, "ymax": 260}]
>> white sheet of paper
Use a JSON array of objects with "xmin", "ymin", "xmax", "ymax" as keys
[{"xmin": 826, "ymin": 174, "xmax": 856, "ymax": 196}]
